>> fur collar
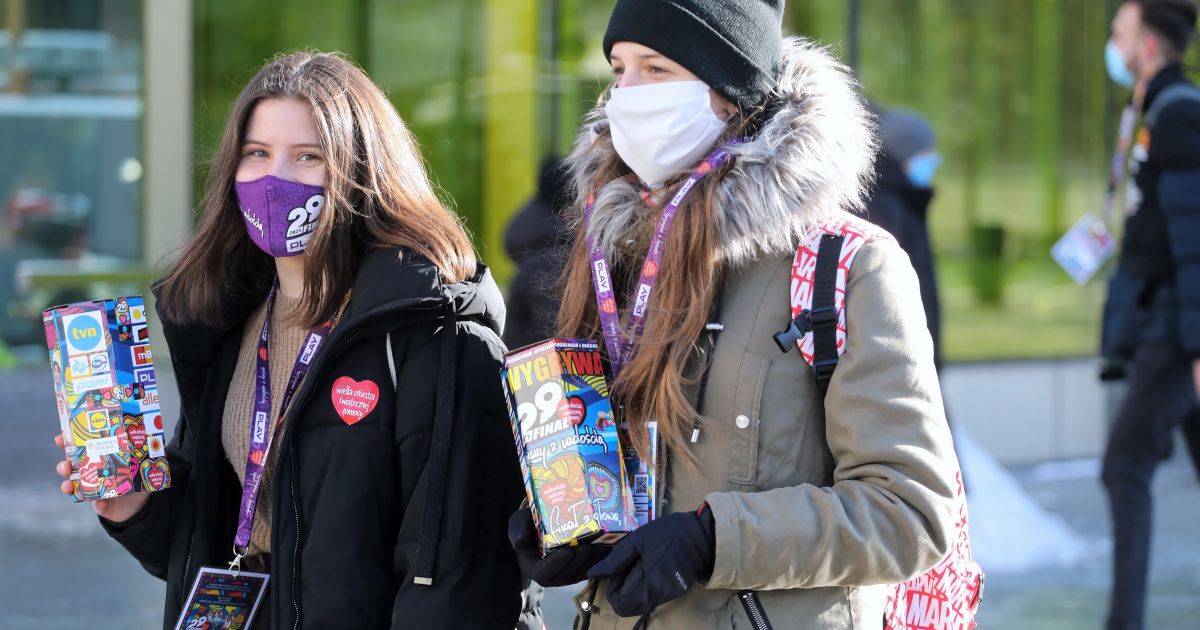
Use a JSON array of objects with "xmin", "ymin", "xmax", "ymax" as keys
[{"xmin": 567, "ymin": 37, "xmax": 877, "ymax": 268}]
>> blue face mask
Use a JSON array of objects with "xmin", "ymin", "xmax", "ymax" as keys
[
  {"xmin": 905, "ymin": 152, "xmax": 942, "ymax": 189},
  {"xmin": 1106, "ymin": 41, "xmax": 1134, "ymax": 88}
]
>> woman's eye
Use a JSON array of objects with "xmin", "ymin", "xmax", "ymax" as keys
[
  {"xmin": 647, "ymin": 65, "xmax": 667, "ymax": 75},
  {"xmin": 611, "ymin": 66, "xmax": 625, "ymax": 77},
  {"xmin": 298, "ymin": 153, "xmax": 322, "ymax": 163},
  {"xmin": 244, "ymin": 148, "xmax": 267, "ymax": 158}
]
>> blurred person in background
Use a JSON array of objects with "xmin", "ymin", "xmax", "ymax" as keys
[
  {"xmin": 503, "ymin": 156, "xmax": 573, "ymax": 349},
  {"xmin": 866, "ymin": 109, "xmax": 943, "ymax": 369},
  {"xmin": 1099, "ymin": 1, "xmax": 1200, "ymax": 629}
]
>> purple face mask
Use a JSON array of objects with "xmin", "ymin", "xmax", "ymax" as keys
[{"xmin": 234, "ymin": 175, "xmax": 326, "ymax": 257}]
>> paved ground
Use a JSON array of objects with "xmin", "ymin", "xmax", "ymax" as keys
[{"xmin": 2, "ymin": 362, "xmax": 1197, "ymax": 629}]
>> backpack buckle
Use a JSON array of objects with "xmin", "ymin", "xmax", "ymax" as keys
[{"xmin": 773, "ymin": 311, "xmax": 813, "ymax": 353}]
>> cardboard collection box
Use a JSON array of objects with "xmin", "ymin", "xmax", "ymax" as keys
[
  {"xmin": 501, "ymin": 338, "xmax": 638, "ymax": 553},
  {"xmin": 44, "ymin": 296, "xmax": 171, "ymax": 502}
]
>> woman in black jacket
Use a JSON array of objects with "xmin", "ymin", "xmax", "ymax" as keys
[{"xmin": 52, "ymin": 52, "xmax": 524, "ymax": 629}]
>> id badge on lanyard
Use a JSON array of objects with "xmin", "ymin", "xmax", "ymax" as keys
[
  {"xmin": 1050, "ymin": 105, "xmax": 1136, "ymax": 285},
  {"xmin": 177, "ymin": 282, "xmax": 335, "ymax": 629}
]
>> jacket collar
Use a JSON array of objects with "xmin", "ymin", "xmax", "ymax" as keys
[
  {"xmin": 156, "ymin": 247, "xmax": 505, "ymax": 369},
  {"xmin": 568, "ymin": 36, "xmax": 877, "ymax": 270},
  {"xmin": 343, "ymin": 247, "xmax": 506, "ymax": 336},
  {"xmin": 1144, "ymin": 64, "xmax": 1188, "ymax": 114}
]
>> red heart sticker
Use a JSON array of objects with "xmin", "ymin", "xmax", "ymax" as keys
[
  {"xmin": 559, "ymin": 396, "xmax": 586, "ymax": 427},
  {"xmin": 127, "ymin": 424, "xmax": 147, "ymax": 450},
  {"xmin": 331, "ymin": 377, "xmax": 379, "ymax": 426},
  {"xmin": 541, "ymin": 479, "xmax": 568, "ymax": 507}
]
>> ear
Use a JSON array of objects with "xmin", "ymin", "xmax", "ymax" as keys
[{"xmin": 709, "ymin": 89, "xmax": 739, "ymax": 121}]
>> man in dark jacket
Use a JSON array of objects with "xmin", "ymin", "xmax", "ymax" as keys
[
  {"xmin": 866, "ymin": 109, "xmax": 943, "ymax": 367},
  {"xmin": 102, "ymin": 249, "xmax": 526, "ymax": 629},
  {"xmin": 1100, "ymin": 2, "xmax": 1200, "ymax": 629}
]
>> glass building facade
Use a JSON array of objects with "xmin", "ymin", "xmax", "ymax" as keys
[{"xmin": 4, "ymin": 0, "xmax": 1199, "ymax": 361}]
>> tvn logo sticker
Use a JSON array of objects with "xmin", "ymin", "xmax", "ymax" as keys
[
  {"xmin": 131, "ymin": 344, "xmax": 153, "ymax": 366},
  {"xmin": 632, "ymin": 283, "xmax": 653, "ymax": 318},
  {"xmin": 253, "ymin": 411, "xmax": 269, "ymax": 443},
  {"xmin": 593, "ymin": 259, "xmax": 611, "ymax": 294},
  {"xmin": 63, "ymin": 311, "xmax": 106, "ymax": 356},
  {"xmin": 89, "ymin": 352, "xmax": 110, "ymax": 375}
]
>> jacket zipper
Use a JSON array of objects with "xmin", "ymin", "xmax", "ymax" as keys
[
  {"xmin": 290, "ymin": 438, "xmax": 301, "ymax": 630},
  {"xmin": 271, "ymin": 298, "xmax": 444, "ymax": 629},
  {"xmin": 738, "ymin": 590, "xmax": 773, "ymax": 630},
  {"xmin": 176, "ymin": 407, "xmax": 196, "ymax": 606}
]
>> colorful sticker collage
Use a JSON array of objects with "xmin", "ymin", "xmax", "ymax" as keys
[{"xmin": 45, "ymin": 296, "xmax": 171, "ymax": 502}]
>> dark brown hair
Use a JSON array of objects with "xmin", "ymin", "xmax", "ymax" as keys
[
  {"xmin": 1128, "ymin": 0, "xmax": 1199, "ymax": 58},
  {"xmin": 159, "ymin": 52, "xmax": 477, "ymax": 328}
]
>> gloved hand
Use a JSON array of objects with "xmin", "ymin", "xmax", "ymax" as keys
[
  {"xmin": 587, "ymin": 506, "xmax": 717, "ymax": 617},
  {"xmin": 508, "ymin": 508, "xmax": 612, "ymax": 587}
]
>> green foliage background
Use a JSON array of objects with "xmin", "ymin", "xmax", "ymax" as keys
[{"xmin": 192, "ymin": 0, "xmax": 1200, "ymax": 361}]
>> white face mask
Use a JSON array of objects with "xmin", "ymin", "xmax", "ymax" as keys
[{"xmin": 604, "ymin": 80, "xmax": 729, "ymax": 189}]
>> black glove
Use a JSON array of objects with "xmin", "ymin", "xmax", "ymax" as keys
[
  {"xmin": 587, "ymin": 507, "xmax": 717, "ymax": 617},
  {"xmin": 508, "ymin": 508, "xmax": 612, "ymax": 587}
]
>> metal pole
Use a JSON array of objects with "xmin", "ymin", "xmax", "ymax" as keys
[
  {"xmin": 846, "ymin": 0, "xmax": 860, "ymax": 73},
  {"xmin": 6, "ymin": 0, "xmax": 29, "ymax": 93},
  {"xmin": 548, "ymin": 0, "xmax": 560, "ymax": 158}
]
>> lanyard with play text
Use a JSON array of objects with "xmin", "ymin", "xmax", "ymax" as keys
[
  {"xmin": 230, "ymin": 280, "xmax": 334, "ymax": 571},
  {"xmin": 584, "ymin": 143, "xmax": 736, "ymax": 376}
]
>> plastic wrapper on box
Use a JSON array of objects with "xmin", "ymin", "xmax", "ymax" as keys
[
  {"xmin": 44, "ymin": 296, "xmax": 171, "ymax": 502},
  {"xmin": 501, "ymin": 339, "xmax": 636, "ymax": 553}
]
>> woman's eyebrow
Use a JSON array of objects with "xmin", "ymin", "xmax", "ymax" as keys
[{"xmin": 609, "ymin": 52, "xmax": 667, "ymax": 63}]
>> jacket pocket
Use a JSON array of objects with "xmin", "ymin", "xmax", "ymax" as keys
[{"xmin": 729, "ymin": 353, "xmax": 770, "ymax": 487}]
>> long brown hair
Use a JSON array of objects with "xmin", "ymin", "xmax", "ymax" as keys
[
  {"xmin": 159, "ymin": 52, "xmax": 477, "ymax": 328},
  {"xmin": 557, "ymin": 101, "xmax": 760, "ymax": 467}
]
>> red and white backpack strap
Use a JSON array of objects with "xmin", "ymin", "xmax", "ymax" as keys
[{"xmin": 788, "ymin": 216, "xmax": 891, "ymax": 366}]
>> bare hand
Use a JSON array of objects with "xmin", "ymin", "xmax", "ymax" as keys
[
  {"xmin": 53, "ymin": 433, "xmax": 149, "ymax": 523},
  {"xmin": 1192, "ymin": 360, "xmax": 1200, "ymax": 402}
]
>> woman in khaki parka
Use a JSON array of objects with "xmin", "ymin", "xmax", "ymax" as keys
[{"xmin": 508, "ymin": 1, "xmax": 961, "ymax": 628}]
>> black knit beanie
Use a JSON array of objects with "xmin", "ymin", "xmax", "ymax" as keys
[{"xmin": 603, "ymin": 0, "xmax": 785, "ymax": 112}]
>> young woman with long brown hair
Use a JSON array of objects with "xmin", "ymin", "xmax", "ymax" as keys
[
  {"xmin": 508, "ymin": 1, "xmax": 963, "ymax": 628},
  {"xmin": 52, "ymin": 52, "xmax": 525, "ymax": 628}
]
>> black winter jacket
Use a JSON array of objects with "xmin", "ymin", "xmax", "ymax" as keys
[
  {"xmin": 866, "ymin": 154, "xmax": 941, "ymax": 366},
  {"xmin": 1105, "ymin": 65, "xmax": 1200, "ymax": 360},
  {"xmin": 102, "ymin": 248, "xmax": 525, "ymax": 628}
]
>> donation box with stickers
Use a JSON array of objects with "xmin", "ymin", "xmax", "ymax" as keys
[
  {"xmin": 44, "ymin": 296, "xmax": 171, "ymax": 502},
  {"xmin": 501, "ymin": 338, "xmax": 639, "ymax": 553}
]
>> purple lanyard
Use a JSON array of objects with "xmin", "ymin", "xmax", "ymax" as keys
[
  {"xmin": 585, "ymin": 144, "xmax": 736, "ymax": 376},
  {"xmin": 1105, "ymin": 104, "xmax": 1139, "ymax": 227},
  {"xmin": 232, "ymin": 281, "xmax": 333, "ymax": 562}
]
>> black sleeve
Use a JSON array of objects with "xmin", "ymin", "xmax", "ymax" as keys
[
  {"xmin": 390, "ymin": 321, "xmax": 525, "ymax": 628},
  {"xmin": 1155, "ymin": 101, "xmax": 1200, "ymax": 357},
  {"xmin": 100, "ymin": 409, "xmax": 194, "ymax": 580}
]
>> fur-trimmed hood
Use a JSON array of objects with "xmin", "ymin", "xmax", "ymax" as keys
[{"xmin": 568, "ymin": 36, "xmax": 877, "ymax": 268}]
